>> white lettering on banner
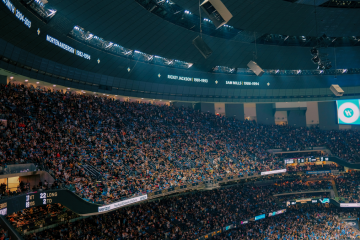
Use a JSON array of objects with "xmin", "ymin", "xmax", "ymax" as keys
[
  {"xmin": 167, "ymin": 75, "xmax": 208, "ymax": 83},
  {"xmin": 225, "ymin": 81, "xmax": 259, "ymax": 86},
  {"xmin": 194, "ymin": 78, "xmax": 208, "ymax": 83},
  {"xmin": 226, "ymin": 81, "xmax": 242, "ymax": 85},
  {"xmin": 46, "ymin": 35, "xmax": 91, "ymax": 60},
  {"xmin": 98, "ymin": 195, "xmax": 147, "ymax": 212},
  {"xmin": 2, "ymin": 0, "xmax": 31, "ymax": 28},
  {"xmin": 179, "ymin": 76, "xmax": 192, "ymax": 81},
  {"xmin": 261, "ymin": 169, "xmax": 287, "ymax": 176},
  {"xmin": 168, "ymin": 75, "xmax": 178, "ymax": 80},
  {"xmin": 340, "ymin": 203, "xmax": 360, "ymax": 207}
]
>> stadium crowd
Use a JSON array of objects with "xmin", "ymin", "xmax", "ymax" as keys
[
  {"xmin": 336, "ymin": 171, "xmax": 360, "ymax": 203},
  {"xmin": 214, "ymin": 205, "xmax": 360, "ymax": 240},
  {"xmin": 286, "ymin": 163, "xmax": 344, "ymax": 173},
  {"xmin": 22, "ymin": 180, "xmax": 359, "ymax": 240},
  {"xmin": 7, "ymin": 203, "xmax": 75, "ymax": 229},
  {"xmin": 0, "ymin": 83, "xmax": 358, "ymax": 204},
  {"xmin": 23, "ymin": 180, "xmax": 332, "ymax": 240}
]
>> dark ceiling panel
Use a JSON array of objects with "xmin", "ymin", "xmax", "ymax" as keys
[
  {"xmin": 172, "ymin": 0, "xmax": 360, "ymax": 37},
  {"xmin": 2, "ymin": 0, "xmax": 360, "ymax": 81}
]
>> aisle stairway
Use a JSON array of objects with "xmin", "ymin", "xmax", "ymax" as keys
[
  {"xmin": 331, "ymin": 179, "xmax": 339, "ymax": 198},
  {"xmin": 81, "ymin": 164, "xmax": 104, "ymax": 181}
]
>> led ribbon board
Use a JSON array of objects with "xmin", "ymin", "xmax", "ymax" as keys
[
  {"xmin": 2, "ymin": 0, "xmax": 31, "ymax": 28},
  {"xmin": 98, "ymin": 195, "xmax": 147, "ymax": 212},
  {"xmin": 340, "ymin": 203, "xmax": 360, "ymax": 207},
  {"xmin": 255, "ymin": 214, "xmax": 265, "ymax": 221},
  {"xmin": 260, "ymin": 169, "xmax": 286, "ymax": 176},
  {"xmin": 46, "ymin": 35, "xmax": 91, "ymax": 60},
  {"xmin": 337, "ymin": 99, "xmax": 360, "ymax": 125}
]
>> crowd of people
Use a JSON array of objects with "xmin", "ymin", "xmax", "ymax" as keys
[
  {"xmin": 270, "ymin": 179, "xmax": 332, "ymax": 194},
  {"xmin": 0, "ymin": 82, "xmax": 360, "ymax": 239},
  {"xmin": 20, "ymin": 180, "xmax": 306, "ymax": 239},
  {"xmin": 7, "ymin": 203, "xmax": 76, "ymax": 230},
  {"xmin": 22, "ymin": 179, "xmax": 358, "ymax": 240},
  {"xmin": 0, "ymin": 83, "xmax": 359, "ymax": 204},
  {"xmin": 214, "ymin": 205, "xmax": 360, "ymax": 240},
  {"xmin": 0, "ymin": 85, "xmax": 358, "ymax": 203},
  {"xmin": 336, "ymin": 172, "xmax": 360, "ymax": 203}
]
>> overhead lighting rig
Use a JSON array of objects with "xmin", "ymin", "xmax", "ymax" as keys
[{"xmin": 310, "ymin": 34, "xmax": 332, "ymax": 70}]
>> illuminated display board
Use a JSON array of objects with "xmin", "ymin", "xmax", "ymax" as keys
[
  {"xmin": 336, "ymin": 99, "xmax": 360, "ymax": 125},
  {"xmin": 2, "ymin": 0, "xmax": 31, "ymax": 28},
  {"xmin": 46, "ymin": 35, "xmax": 91, "ymax": 60},
  {"xmin": 268, "ymin": 209, "xmax": 286, "ymax": 217},
  {"xmin": 284, "ymin": 156, "xmax": 328, "ymax": 165},
  {"xmin": 98, "ymin": 195, "xmax": 147, "ymax": 212},
  {"xmin": 260, "ymin": 169, "xmax": 286, "ymax": 175},
  {"xmin": 0, "ymin": 190, "xmax": 98, "ymax": 215},
  {"xmin": 255, "ymin": 214, "xmax": 265, "ymax": 221},
  {"xmin": 25, "ymin": 191, "xmax": 58, "ymax": 209}
]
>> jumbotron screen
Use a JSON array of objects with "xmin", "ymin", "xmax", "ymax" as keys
[{"xmin": 336, "ymin": 100, "xmax": 360, "ymax": 125}]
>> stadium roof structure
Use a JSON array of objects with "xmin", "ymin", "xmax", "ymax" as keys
[
  {"xmin": 1, "ymin": 0, "xmax": 360, "ymax": 71},
  {"xmin": 1, "ymin": 0, "xmax": 360, "ymax": 101}
]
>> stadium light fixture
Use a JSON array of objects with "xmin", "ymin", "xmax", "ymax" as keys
[
  {"xmin": 25, "ymin": 79, "xmax": 28, "ymax": 82},
  {"xmin": 47, "ymin": 9, "xmax": 57, "ymax": 18},
  {"xmin": 105, "ymin": 42, "xmax": 113, "ymax": 49},
  {"xmin": 86, "ymin": 34, "xmax": 94, "ymax": 40}
]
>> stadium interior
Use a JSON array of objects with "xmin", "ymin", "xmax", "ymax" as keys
[{"xmin": 1, "ymin": 0, "xmax": 360, "ymax": 239}]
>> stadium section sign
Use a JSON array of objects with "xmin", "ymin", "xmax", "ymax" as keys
[
  {"xmin": 46, "ymin": 35, "xmax": 91, "ymax": 60},
  {"xmin": 98, "ymin": 195, "xmax": 148, "ymax": 212},
  {"xmin": 260, "ymin": 169, "xmax": 286, "ymax": 176},
  {"xmin": 337, "ymin": 99, "xmax": 360, "ymax": 125}
]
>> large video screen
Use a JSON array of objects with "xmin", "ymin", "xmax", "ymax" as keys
[{"xmin": 336, "ymin": 99, "xmax": 360, "ymax": 125}]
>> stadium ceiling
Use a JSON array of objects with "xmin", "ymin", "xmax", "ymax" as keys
[
  {"xmin": 1, "ymin": 0, "xmax": 360, "ymax": 73},
  {"xmin": 171, "ymin": 0, "xmax": 360, "ymax": 37}
]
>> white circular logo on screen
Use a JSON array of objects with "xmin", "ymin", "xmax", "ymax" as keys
[{"xmin": 338, "ymin": 102, "xmax": 360, "ymax": 123}]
